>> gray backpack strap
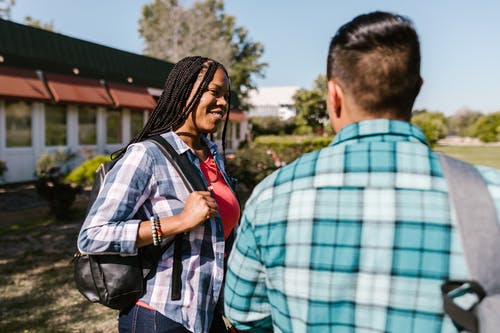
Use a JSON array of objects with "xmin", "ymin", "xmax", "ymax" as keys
[{"xmin": 438, "ymin": 153, "xmax": 500, "ymax": 333}]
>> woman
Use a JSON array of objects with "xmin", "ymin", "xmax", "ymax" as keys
[{"xmin": 78, "ymin": 56, "xmax": 240, "ymax": 333}]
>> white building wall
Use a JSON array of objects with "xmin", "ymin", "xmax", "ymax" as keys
[
  {"xmin": 0, "ymin": 98, "xmax": 150, "ymax": 184},
  {"xmin": 247, "ymin": 86, "xmax": 301, "ymax": 120},
  {"xmin": 67, "ymin": 105, "xmax": 79, "ymax": 151},
  {"xmin": 0, "ymin": 101, "xmax": 38, "ymax": 183},
  {"xmin": 0, "ymin": 98, "xmax": 245, "ymax": 184}
]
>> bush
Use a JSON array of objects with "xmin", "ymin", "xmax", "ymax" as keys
[
  {"xmin": 250, "ymin": 116, "xmax": 297, "ymax": 136},
  {"xmin": 447, "ymin": 109, "xmax": 483, "ymax": 137},
  {"xmin": 411, "ymin": 110, "xmax": 448, "ymax": 147},
  {"xmin": 0, "ymin": 160, "xmax": 7, "ymax": 181},
  {"xmin": 471, "ymin": 112, "xmax": 500, "ymax": 142},
  {"xmin": 66, "ymin": 155, "xmax": 111, "ymax": 186},
  {"xmin": 254, "ymin": 135, "xmax": 331, "ymax": 162},
  {"xmin": 35, "ymin": 149, "xmax": 82, "ymax": 220},
  {"xmin": 226, "ymin": 146, "xmax": 280, "ymax": 192},
  {"xmin": 226, "ymin": 135, "xmax": 332, "ymax": 199}
]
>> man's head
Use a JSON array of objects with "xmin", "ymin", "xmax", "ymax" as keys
[{"xmin": 327, "ymin": 11, "xmax": 422, "ymax": 130}]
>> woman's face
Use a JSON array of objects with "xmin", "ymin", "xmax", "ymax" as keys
[{"xmin": 179, "ymin": 67, "xmax": 229, "ymax": 135}]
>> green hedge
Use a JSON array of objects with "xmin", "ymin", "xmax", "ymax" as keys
[
  {"xmin": 65, "ymin": 155, "xmax": 111, "ymax": 186},
  {"xmin": 227, "ymin": 135, "xmax": 332, "ymax": 200},
  {"xmin": 254, "ymin": 135, "xmax": 331, "ymax": 163}
]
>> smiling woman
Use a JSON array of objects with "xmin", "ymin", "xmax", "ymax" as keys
[{"xmin": 77, "ymin": 56, "xmax": 240, "ymax": 333}]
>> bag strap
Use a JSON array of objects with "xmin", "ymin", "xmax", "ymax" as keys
[
  {"xmin": 148, "ymin": 135, "xmax": 208, "ymax": 301},
  {"xmin": 149, "ymin": 135, "xmax": 207, "ymax": 192},
  {"xmin": 438, "ymin": 153, "xmax": 500, "ymax": 332}
]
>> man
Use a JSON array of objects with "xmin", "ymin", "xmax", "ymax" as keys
[{"xmin": 224, "ymin": 11, "xmax": 500, "ymax": 333}]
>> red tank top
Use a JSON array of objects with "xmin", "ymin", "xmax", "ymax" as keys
[{"xmin": 199, "ymin": 154, "xmax": 240, "ymax": 240}]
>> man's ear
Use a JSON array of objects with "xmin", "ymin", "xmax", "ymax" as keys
[
  {"xmin": 327, "ymin": 80, "xmax": 343, "ymax": 118},
  {"xmin": 417, "ymin": 76, "xmax": 424, "ymax": 94}
]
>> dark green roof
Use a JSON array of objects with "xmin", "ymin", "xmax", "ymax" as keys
[{"xmin": 0, "ymin": 18, "xmax": 173, "ymax": 88}]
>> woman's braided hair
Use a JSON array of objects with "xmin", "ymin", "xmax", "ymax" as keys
[{"xmin": 113, "ymin": 56, "xmax": 231, "ymax": 159}]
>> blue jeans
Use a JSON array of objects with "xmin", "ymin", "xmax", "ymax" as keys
[{"xmin": 118, "ymin": 304, "xmax": 227, "ymax": 333}]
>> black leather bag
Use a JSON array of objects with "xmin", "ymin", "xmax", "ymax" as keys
[
  {"xmin": 73, "ymin": 251, "xmax": 148, "ymax": 310},
  {"xmin": 73, "ymin": 135, "xmax": 201, "ymax": 310}
]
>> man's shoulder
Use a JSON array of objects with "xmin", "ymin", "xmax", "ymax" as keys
[
  {"xmin": 476, "ymin": 165, "xmax": 500, "ymax": 187},
  {"xmin": 246, "ymin": 148, "xmax": 329, "ymax": 205}
]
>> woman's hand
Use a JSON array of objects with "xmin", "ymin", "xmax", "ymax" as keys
[
  {"xmin": 177, "ymin": 191, "xmax": 218, "ymax": 232},
  {"xmin": 137, "ymin": 191, "xmax": 218, "ymax": 248}
]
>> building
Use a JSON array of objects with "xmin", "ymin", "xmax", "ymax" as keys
[
  {"xmin": 247, "ymin": 86, "xmax": 300, "ymax": 120},
  {"xmin": 0, "ymin": 19, "xmax": 247, "ymax": 183}
]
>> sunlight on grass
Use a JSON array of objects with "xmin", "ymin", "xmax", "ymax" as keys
[
  {"xmin": 435, "ymin": 145, "xmax": 500, "ymax": 169},
  {"xmin": 0, "ymin": 217, "xmax": 55, "ymax": 234}
]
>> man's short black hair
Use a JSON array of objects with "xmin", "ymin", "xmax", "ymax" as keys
[{"xmin": 327, "ymin": 11, "xmax": 421, "ymax": 117}]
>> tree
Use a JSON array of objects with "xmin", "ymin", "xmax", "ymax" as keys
[
  {"xmin": 139, "ymin": 0, "xmax": 266, "ymax": 109},
  {"xmin": 292, "ymin": 74, "xmax": 328, "ymax": 134},
  {"xmin": 447, "ymin": 109, "xmax": 482, "ymax": 137},
  {"xmin": 230, "ymin": 26, "xmax": 267, "ymax": 110},
  {"xmin": 24, "ymin": 16, "xmax": 54, "ymax": 31},
  {"xmin": 411, "ymin": 110, "xmax": 448, "ymax": 147},
  {"xmin": 471, "ymin": 112, "xmax": 500, "ymax": 142},
  {"xmin": 0, "ymin": 0, "xmax": 15, "ymax": 19}
]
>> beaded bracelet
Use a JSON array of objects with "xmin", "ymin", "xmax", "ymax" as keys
[
  {"xmin": 154, "ymin": 214, "xmax": 163, "ymax": 244},
  {"xmin": 150, "ymin": 214, "xmax": 162, "ymax": 246}
]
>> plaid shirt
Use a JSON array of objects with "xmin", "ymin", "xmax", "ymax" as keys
[
  {"xmin": 224, "ymin": 119, "xmax": 500, "ymax": 333},
  {"xmin": 78, "ymin": 132, "xmax": 231, "ymax": 333}
]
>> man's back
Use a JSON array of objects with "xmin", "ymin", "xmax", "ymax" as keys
[{"xmin": 224, "ymin": 119, "xmax": 500, "ymax": 332}]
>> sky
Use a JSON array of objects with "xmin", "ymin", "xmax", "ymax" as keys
[{"xmin": 7, "ymin": 0, "xmax": 500, "ymax": 115}]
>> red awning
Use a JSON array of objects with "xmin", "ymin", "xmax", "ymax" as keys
[
  {"xmin": 0, "ymin": 66, "xmax": 51, "ymax": 101},
  {"xmin": 228, "ymin": 109, "xmax": 248, "ymax": 122},
  {"xmin": 107, "ymin": 82, "xmax": 156, "ymax": 110},
  {"xmin": 45, "ymin": 73, "xmax": 113, "ymax": 106}
]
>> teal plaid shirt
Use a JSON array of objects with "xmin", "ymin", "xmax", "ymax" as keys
[{"xmin": 224, "ymin": 119, "xmax": 500, "ymax": 333}]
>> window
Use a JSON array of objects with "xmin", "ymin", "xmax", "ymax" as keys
[
  {"xmin": 6, "ymin": 101, "xmax": 31, "ymax": 147},
  {"xmin": 106, "ymin": 109, "xmax": 122, "ymax": 144},
  {"xmin": 45, "ymin": 105, "xmax": 67, "ymax": 146},
  {"xmin": 235, "ymin": 122, "xmax": 241, "ymax": 139},
  {"xmin": 78, "ymin": 106, "xmax": 97, "ymax": 145},
  {"xmin": 130, "ymin": 111, "xmax": 144, "ymax": 138}
]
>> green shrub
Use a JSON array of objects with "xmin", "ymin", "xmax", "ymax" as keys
[
  {"xmin": 226, "ymin": 146, "xmax": 280, "ymax": 192},
  {"xmin": 471, "ymin": 112, "xmax": 500, "ymax": 142},
  {"xmin": 35, "ymin": 149, "xmax": 81, "ymax": 221},
  {"xmin": 411, "ymin": 110, "xmax": 448, "ymax": 147},
  {"xmin": 447, "ymin": 109, "xmax": 483, "ymax": 137},
  {"xmin": 254, "ymin": 135, "xmax": 331, "ymax": 162},
  {"xmin": 0, "ymin": 160, "xmax": 7, "ymax": 180},
  {"xmin": 66, "ymin": 155, "xmax": 111, "ymax": 186},
  {"xmin": 227, "ymin": 135, "xmax": 332, "ymax": 199},
  {"xmin": 250, "ymin": 116, "xmax": 297, "ymax": 136}
]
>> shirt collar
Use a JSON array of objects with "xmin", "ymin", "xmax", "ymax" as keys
[
  {"xmin": 161, "ymin": 131, "xmax": 219, "ymax": 156},
  {"xmin": 331, "ymin": 119, "xmax": 429, "ymax": 146},
  {"xmin": 161, "ymin": 131, "xmax": 192, "ymax": 155}
]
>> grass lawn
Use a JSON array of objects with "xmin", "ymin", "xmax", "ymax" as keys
[
  {"xmin": 0, "ymin": 194, "xmax": 116, "ymax": 333},
  {"xmin": 435, "ymin": 145, "xmax": 500, "ymax": 169}
]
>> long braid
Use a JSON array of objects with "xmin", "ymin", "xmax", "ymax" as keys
[{"xmin": 113, "ymin": 56, "xmax": 230, "ymax": 160}]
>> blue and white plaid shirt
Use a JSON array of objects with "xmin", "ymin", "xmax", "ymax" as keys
[
  {"xmin": 78, "ymin": 132, "xmax": 232, "ymax": 333},
  {"xmin": 224, "ymin": 119, "xmax": 500, "ymax": 333}
]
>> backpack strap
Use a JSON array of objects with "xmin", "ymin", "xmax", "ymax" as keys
[
  {"xmin": 438, "ymin": 153, "xmax": 500, "ymax": 332},
  {"xmin": 149, "ymin": 135, "xmax": 207, "ymax": 191},
  {"xmin": 148, "ymin": 135, "xmax": 208, "ymax": 301}
]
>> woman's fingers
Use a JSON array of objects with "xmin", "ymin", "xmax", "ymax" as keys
[{"xmin": 182, "ymin": 191, "xmax": 219, "ymax": 225}]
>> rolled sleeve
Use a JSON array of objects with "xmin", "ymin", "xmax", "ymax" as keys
[
  {"xmin": 224, "ymin": 213, "xmax": 272, "ymax": 331},
  {"xmin": 77, "ymin": 144, "xmax": 153, "ymax": 255}
]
